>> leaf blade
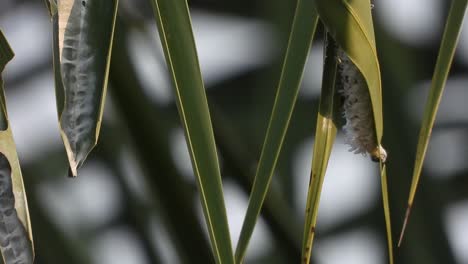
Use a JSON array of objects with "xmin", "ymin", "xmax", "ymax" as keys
[
  {"xmin": 301, "ymin": 34, "xmax": 339, "ymax": 264},
  {"xmin": 315, "ymin": 2, "xmax": 392, "ymax": 261},
  {"xmin": 234, "ymin": 1, "xmax": 319, "ymax": 262},
  {"xmin": 0, "ymin": 30, "xmax": 34, "ymax": 264},
  {"xmin": 399, "ymin": 0, "xmax": 468, "ymax": 245},
  {"xmin": 315, "ymin": 0, "xmax": 383, "ymax": 141},
  {"xmin": 380, "ymin": 164, "xmax": 394, "ymax": 264},
  {"xmin": 52, "ymin": 0, "xmax": 118, "ymax": 176},
  {"xmin": 149, "ymin": 1, "xmax": 234, "ymax": 263}
]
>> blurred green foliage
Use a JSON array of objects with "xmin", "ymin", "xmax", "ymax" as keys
[{"xmin": 0, "ymin": 0, "xmax": 467, "ymax": 263}]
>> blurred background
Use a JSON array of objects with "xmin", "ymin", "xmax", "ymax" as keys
[{"xmin": 1, "ymin": 0, "xmax": 468, "ymax": 263}]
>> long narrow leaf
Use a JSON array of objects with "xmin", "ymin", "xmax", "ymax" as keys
[
  {"xmin": 315, "ymin": 2, "xmax": 392, "ymax": 262},
  {"xmin": 301, "ymin": 35, "xmax": 339, "ymax": 264},
  {"xmin": 235, "ymin": 1, "xmax": 319, "ymax": 262},
  {"xmin": 380, "ymin": 164, "xmax": 393, "ymax": 264},
  {"xmin": 0, "ymin": 30, "xmax": 34, "ymax": 264},
  {"xmin": 110, "ymin": 20, "xmax": 216, "ymax": 263},
  {"xmin": 148, "ymin": 1, "xmax": 234, "ymax": 263},
  {"xmin": 315, "ymin": 0, "xmax": 383, "ymax": 140},
  {"xmin": 51, "ymin": 0, "xmax": 118, "ymax": 176},
  {"xmin": 399, "ymin": 0, "xmax": 468, "ymax": 245}
]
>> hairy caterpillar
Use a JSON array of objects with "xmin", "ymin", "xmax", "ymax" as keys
[{"xmin": 336, "ymin": 48, "xmax": 387, "ymax": 163}]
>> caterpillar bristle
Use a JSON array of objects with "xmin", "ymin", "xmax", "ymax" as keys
[{"xmin": 336, "ymin": 47, "xmax": 387, "ymax": 163}]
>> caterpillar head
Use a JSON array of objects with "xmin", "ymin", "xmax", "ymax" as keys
[{"xmin": 370, "ymin": 145, "xmax": 387, "ymax": 163}]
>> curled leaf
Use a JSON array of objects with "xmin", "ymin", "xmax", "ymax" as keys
[
  {"xmin": 315, "ymin": 2, "xmax": 392, "ymax": 262},
  {"xmin": 315, "ymin": 0, "xmax": 383, "ymax": 142},
  {"xmin": 337, "ymin": 47, "xmax": 387, "ymax": 162},
  {"xmin": 52, "ymin": 0, "xmax": 118, "ymax": 176},
  {"xmin": 0, "ymin": 30, "xmax": 34, "ymax": 264},
  {"xmin": 0, "ymin": 154, "xmax": 33, "ymax": 264}
]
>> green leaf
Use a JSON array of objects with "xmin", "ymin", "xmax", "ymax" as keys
[
  {"xmin": 235, "ymin": 1, "xmax": 319, "ymax": 262},
  {"xmin": 52, "ymin": 0, "xmax": 118, "ymax": 176},
  {"xmin": 315, "ymin": 0, "xmax": 383, "ymax": 141},
  {"xmin": 0, "ymin": 30, "xmax": 34, "ymax": 264},
  {"xmin": 315, "ymin": 2, "xmax": 392, "ymax": 262},
  {"xmin": 399, "ymin": 0, "xmax": 468, "ymax": 246},
  {"xmin": 380, "ymin": 164, "xmax": 394, "ymax": 264},
  {"xmin": 148, "ymin": 1, "xmax": 234, "ymax": 263},
  {"xmin": 301, "ymin": 34, "xmax": 339, "ymax": 264}
]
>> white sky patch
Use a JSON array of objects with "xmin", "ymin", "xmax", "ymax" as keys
[
  {"xmin": 456, "ymin": 9, "xmax": 468, "ymax": 65},
  {"xmin": 37, "ymin": 162, "xmax": 122, "ymax": 235},
  {"xmin": 195, "ymin": 180, "xmax": 273, "ymax": 261},
  {"xmin": 301, "ymin": 43, "xmax": 324, "ymax": 98},
  {"xmin": 127, "ymin": 28, "xmax": 172, "ymax": 105},
  {"xmin": 425, "ymin": 129, "xmax": 468, "ymax": 178},
  {"xmin": 4, "ymin": 72, "xmax": 62, "ymax": 163},
  {"xmin": 315, "ymin": 229, "xmax": 384, "ymax": 264},
  {"xmin": 407, "ymin": 77, "xmax": 468, "ymax": 125},
  {"xmin": 118, "ymin": 146, "xmax": 152, "ymax": 203},
  {"xmin": 91, "ymin": 227, "xmax": 150, "ymax": 264},
  {"xmin": 169, "ymin": 128, "xmax": 195, "ymax": 182},
  {"xmin": 293, "ymin": 136, "xmax": 379, "ymax": 231},
  {"xmin": 191, "ymin": 10, "xmax": 275, "ymax": 86},
  {"xmin": 128, "ymin": 10, "xmax": 275, "ymax": 105},
  {"xmin": 376, "ymin": 0, "xmax": 442, "ymax": 45},
  {"xmin": 444, "ymin": 200, "xmax": 468, "ymax": 264},
  {"xmin": 1, "ymin": 5, "xmax": 51, "ymax": 81},
  {"xmin": 148, "ymin": 215, "xmax": 180, "ymax": 264}
]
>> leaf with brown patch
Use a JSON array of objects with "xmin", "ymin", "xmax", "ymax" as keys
[
  {"xmin": 0, "ymin": 30, "xmax": 34, "ymax": 264},
  {"xmin": 52, "ymin": 0, "xmax": 118, "ymax": 176}
]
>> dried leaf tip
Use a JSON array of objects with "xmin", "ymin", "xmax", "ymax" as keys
[
  {"xmin": 68, "ymin": 165, "xmax": 77, "ymax": 178},
  {"xmin": 398, "ymin": 204, "xmax": 413, "ymax": 247},
  {"xmin": 61, "ymin": 131, "xmax": 79, "ymax": 177}
]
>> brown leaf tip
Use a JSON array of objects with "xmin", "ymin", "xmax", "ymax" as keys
[
  {"xmin": 68, "ymin": 165, "xmax": 77, "ymax": 178},
  {"xmin": 398, "ymin": 204, "xmax": 413, "ymax": 247}
]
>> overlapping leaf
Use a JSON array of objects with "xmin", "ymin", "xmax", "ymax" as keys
[
  {"xmin": 301, "ymin": 35, "xmax": 339, "ymax": 264},
  {"xmin": 315, "ymin": 0, "xmax": 382, "ymax": 140},
  {"xmin": 399, "ymin": 0, "xmax": 468, "ymax": 245},
  {"xmin": 315, "ymin": 1, "xmax": 392, "ymax": 262},
  {"xmin": 50, "ymin": 0, "xmax": 118, "ymax": 176},
  {"xmin": 0, "ymin": 30, "xmax": 34, "ymax": 264},
  {"xmin": 235, "ymin": 1, "xmax": 319, "ymax": 262},
  {"xmin": 149, "ymin": 1, "xmax": 234, "ymax": 263},
  {"xmin": 380, "ymin": 164, "xmax": 393, "ymax": 264}
]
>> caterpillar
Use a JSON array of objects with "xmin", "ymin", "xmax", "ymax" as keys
[{"xmin": 336, "ymin": 48, "xmax": 387, "ymax": 163}]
